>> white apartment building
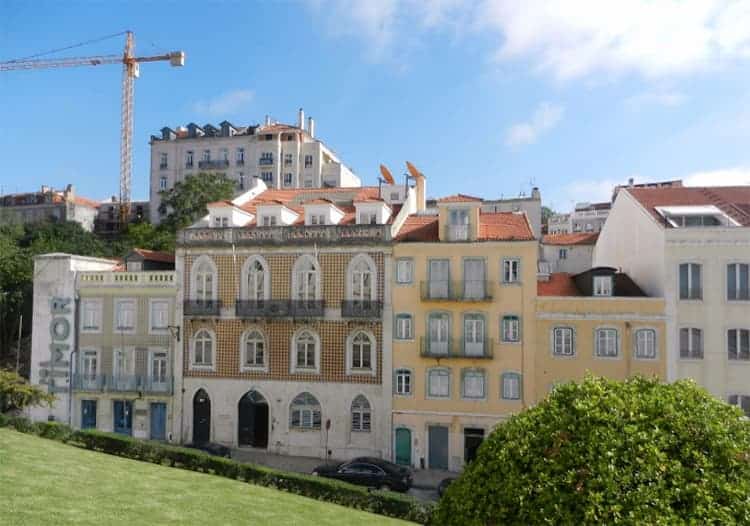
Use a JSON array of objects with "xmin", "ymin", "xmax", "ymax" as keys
[
  {"xmin": 539, "ymin": 232, "xmax": 598, "ymax": 275},
  {"xmin": 149, "ymin": 109, "xmax": 361, "ymax": 223},
  {"xmin": 547, "ymin": 201, "xmax": 611, "ymax": 235},
  {"xmin": 594, "ymin": 186, "xmax": 750, "ymax": 416},
  {"xmin": 481, "ymin": 187, "xmax": 543, "ymax": 238}
]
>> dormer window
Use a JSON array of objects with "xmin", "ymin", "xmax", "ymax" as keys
[
  {"xmin": 262, "ymin": 216, "xmax": 277, "ymax": 226},
  {"xmin": 311, "ymin": 215, "xmax": 325, "ymax": 225},
  {"xmin": 359, "ymin": 212, "xmax": 377, "ymax": 225},
  {"xmin": 447, "ymin": 209, "xmax": 470, "ymax": 240},
  {"xmin": 655, "ymin": 205, "xmax": 738, "ymax": 228},
  {"xmin": 593, "ymin": 275, "xmax": 613, "ymax": 296}
]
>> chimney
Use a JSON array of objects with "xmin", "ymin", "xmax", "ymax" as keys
[
  {"xmin": 308, "ymin": 116, "xmax": 315, "ymax": 138},
  {"xmin": 414, "ymin": 173, "xmax": 426, "ymax": 212},
  {"xmin": 298, "ymin": 108, "xmax": 304, "ymax": 129},
  {"xmin": 264, "ymin": 115, "xmax": 271, "ymax": 126},
  {"xmin": 531, "ymin": 187, "xmax": 541, "ymax": 200}
]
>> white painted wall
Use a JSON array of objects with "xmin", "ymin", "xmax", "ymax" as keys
[{"xmin": 540, "ymin": 243, "xmax": 594, "ymax": 274}]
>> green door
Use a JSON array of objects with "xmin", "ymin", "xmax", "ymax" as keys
[{"xmin": 395, "ymin": 428, "xmax": 411, "ymax": 466}]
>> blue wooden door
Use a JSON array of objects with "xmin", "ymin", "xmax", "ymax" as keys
[
  {"xmin": 81, "ymin": 400, "xmax": 97, "ymax": 430},
  {"xmin": 150, "ymin": 403, "xmax": 167, "ymax": 440},
  {"xmin": 113, "ymin": 400, "xmax": 133, "ymax": 435}
]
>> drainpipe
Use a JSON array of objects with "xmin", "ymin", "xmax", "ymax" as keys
[{"xmin": 68, "ymin": 295, "xmax": 80, "ymax": 427}]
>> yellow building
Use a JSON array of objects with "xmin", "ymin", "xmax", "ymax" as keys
[
  {"xmin": 535, "ymin": 269, "xmax": 667, "ymax": 402},
  {"xmin": 391, "ymin": 194, "xmax": 538, "ymax": 471}
]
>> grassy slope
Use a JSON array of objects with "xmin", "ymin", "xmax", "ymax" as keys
[{"xmin": 0, "ymin": 429, "xmax": 410, "ymax": 526}]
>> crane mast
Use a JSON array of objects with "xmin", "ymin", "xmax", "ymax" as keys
[{"xmin": 0, "ymin": 31, "xmax": 185, "ymax": 230}]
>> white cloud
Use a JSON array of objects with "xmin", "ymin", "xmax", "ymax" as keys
[
  {"xmin": 192, "ymin": 89, "xmax": 254, "ymax": 117},
  {"xmin": 683, "ymin": 166, "xmax": 750, "ymax": 186},
  {"xmin": 308, "ymin": 1, "xmax": 750, "ymax": 79},
  {"xmin": 505, "ymin": 102, "xmax": 564, "ymax": 148},
  {"xmin": 625, "ymin": 90, "xmax": 688, "ymax": 108}
]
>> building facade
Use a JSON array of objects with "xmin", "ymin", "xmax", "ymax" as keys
[
  {"xmin": 480, "ymin": 187, "xmax": 542, "ymax": 239},
  {"xmin": 391, "ymin": 195, "xmax": 538, "ymax": 472},
  {"xmin": 547, "ymin": 201, "xmax": 611, "ymax": 235},
  {"xmin": 594, "ymin": 186, "xmax": 750, "ymax": 416},
  {"xmin": 535, "ymin": 268, "xmax": 667, "ymax": 400},
  {"xmin": 1, "ymin": 185, "xmax": 99, "ymax": 231},
  {"xmin": 149, "ymin": 109, "xmax": 361, "ymax": 224},
  {"xmin": 177, "ymin": 183, "xmax": 416, "ymax": 458},
  {"xmin": 539, "ymin": 232, "xmax": 599, "ymax": 275}
]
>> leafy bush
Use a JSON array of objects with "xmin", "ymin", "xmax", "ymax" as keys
[
  {"xmin": 0, "ymin": 369, "xmax": 55, "ymax": 413},
  {"xmin": 435, "ymin": 376, "xmax": 750, "ymax": 525},
  {"xmin": 2, "ymin": 418, "xmax": 432, "ymax": 524}
]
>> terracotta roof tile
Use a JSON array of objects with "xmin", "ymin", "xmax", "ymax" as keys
[
  {"xmin": 437, "ymin": 194, "xmax": 483, "ymax": 203},
  {"xmin": 627, "ymin": 186, "xmax": 750, "ymax": 227},
  {"xmin": 478, "ymin": 212, "xmax": 535, "ymax": 241},
  {"xmin": 72, "ymin": 196, "xmax": 100, "ymax": 208},
  {"xmin": 542, "ymin": 233, "xmax": 599, "ymax": 245},
  {"xmin": 395, "ymin": 215, "xmax": 439, "ymax": 241},
  {"xmin": 130, "ymin": 248, "xmax": 175, "ymax": 263},
  {"xmin": 538, "ymin": 273, "xmax": 581, "ymax": 296}
]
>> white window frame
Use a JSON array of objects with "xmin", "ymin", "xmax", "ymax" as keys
[
  {"xmin": 346, "ymin": 330, "xmax": 376, "ymax": 376},
  {"xmin": 728, "ymin": 394, "xmax": 750, "ymax": 418},
  {"xmin": 240, "ymin": 255, "xmax": 270, "ymax": 301},
  {"xmin": 679, "ymin": 327, "xmax": 704, "ymax": 360},
  {"xmin": 289, "ymin": 392, "xmax": 322, "ymax": 431},
  {"xmin": 350, "ymin": 395, "xmax": 372, "ymax": 433},
  {"xmin": 346, "ymin": 254, "xmax": 377, "ymax": 302},
  {"xmin": 240, "ymin": 329, "xmax": 267, "ymax": 372},
  {"xmin": 185, "ymin": 150, "xmax": 194, "ymax": 168},
  {"xmin": 395, "ymin": 258, "xmax": 414, "ymax": 285},
  {"xmin": 191, "ymin": 256, "xmax": 217, "ymax": 302},
  {"xmin": 290, "ymin": 328, "xmax": 321, "ymax": 375},
  {"xmin": 727, "ymin": 263, "xmax": 750, "ymax": 301},
  {"xmin": 304, "ymin": 154, "xmax": 313, "ymax": 168},
  {"xmin": 394, "ymin": 368, "xmax": 413, "ymax": 396},
  {"xmin": 501, "ymin": 372, "xmax": 522, "ymax": 400},
  {"xmin": 501, "ymin": 315, "xmax": 521, "ymax": 343},
  {"xmin": 552, "ymin": 327, "xmax": 575, "ymax": 357},
  {"xmin": 426, "ymin": 367, "xmax": 451, "ymax": 399},
  {"xmin": 594, "ymin": 327, "xmax": 619, "ymax": 358},
  {"xmin": 80, "ymin": 348, "xmax": 99, "ymax": 388},
  {"xmin": 147, "ymin": 348, "xmax": 170, "ymax": 391},
  {"xmin": 593, "ymin": 276, "xmax": 613, "ymax": 297},
  {"xmin": 727, "ymin": 328, "xmax": 750, "ymax": 361},
  {"xmin": 395, "ymin": 313, "xmax": 414, "ymax": 340},
  {"xmin": 159, "ymin": 152, "xmax": 168, "ymax": 169},
  {"xmin": 292, "ymin": 255, "xmax": 321, "ymax": 301},
  {"xmin": 634, "ymin": 328, "xmax": 657, "ymax": 360},
  {"xmin": 148, "ymin": 298, "xmax": 170, "ymax": 335},
  {"xmin": 283, "ymin": 172, "xmax": 293, "ymax": 186},
  {"xmin": 461, "ymin": 368, "xmax": 486, "ymax": 400},
  {"xmin": 678, "ymin": 262, "xmax": 703, "ymax": 301},
  {"xmin": 191, "ymin": 329, "xmax": 215, "ymax": 371},
  {"xmin": 159, "ymin": 176, "xmax": 168, "ymax": 191},
  {"xmin": 112, "ymin": 347, "xmax": 134, "ymax": 389},
  {"xmin": 113, "ymin": 298, "xmax": 137, "ymax": 334},
  {"xmin": 80, "ymin": 298, "xmax": 102, "ymax": 334},
  {"xmin": 502, "ymin": 258, "xmax": 521, "ymax": 284}
]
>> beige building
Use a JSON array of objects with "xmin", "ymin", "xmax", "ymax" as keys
[
  {"xmin": 391, "ymin": 194, "xmax": 538, "ymax": 471},
  {"xmin": 535, "ymin": 269, "xmax": 666, "ymax": 401},
  {"xmin": 0, "ymin": 184, "xmax": 99, "ymax": 230}
]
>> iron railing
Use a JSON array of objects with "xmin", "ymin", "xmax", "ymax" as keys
[
  {"xmin": 235, "ymin": 299, "xmax": 291, "ymax": 318},
  {"xmin": 198, "ymin": 159, "xmax": 230, "ymax": 170},
  {"xmin": 419, "ymin": 280, "xmax": 493, "ymax": 301},
  {"xmin": 72, "ymin": 374, "xmax": 173, "ymax": 394},
  {"xmin": 184, "ymin": 299, "xmax": 222, "ymax": 316},
  {"xmin": 258, "ymin": 157, "xmax": 274, "ymax": 166},
  {"xmin": 341, "ymin": 300, "xmax": 383, "ymax": 318},
  {"xmin": 419, "ymin": 337, "xmax": 494, "ymax": 359}
]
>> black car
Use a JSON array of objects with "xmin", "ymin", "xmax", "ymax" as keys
[
  {"xmin": 312, "ymin": 457, "xmax": 413, "ymax": 492},
  {"xmin": 186, "ymin": 442, "xmax": 232, "ymax": 458}
]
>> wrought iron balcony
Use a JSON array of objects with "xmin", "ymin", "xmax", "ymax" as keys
[
  {"xmin": 235, "ymin": 299, "xmax": 291, "ymax": 318},
  {"xmin": 258, "ymin": 157, "xmax": 274, "ymax": 166},
  {"xmin": 72, "ymin": 374, "xmax": 173, "ymax": 394},
  {"xmin": 419, "ymin": 337, "xmax": 494, "ymax": 359},
  {"xmin": 419, "ymin": 280, "xmax": 493, "ymax": 301},
  {"xmin": 198, "ymin": 159, "xmax": 230, "ymax": 170},
  {"xmin": 341, "ymin": 300, "xmax": 383, "ymax": 318},
  {"xmin": 184, "ymin": 299, "xmax": 222, "ymax": 316},
  {"xmin": 290, "ymin": 300, "xmax": 325, "ymax": 317}
]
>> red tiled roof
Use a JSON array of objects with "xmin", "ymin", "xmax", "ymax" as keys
[
  {"xmin": 130, "ymin": 248, "xmax": 175, "ymax": 263},
  {"xmin": 396, "ymin": 212, "xmax": 534, "ymax": 242},
  {"xmin": 72, "ymin": 196, "xmax": 101, "ymax": 208},
  {"xmin": 437, "ymin": 194, "xmax": 483, "ymax": 203},
  {"xmin": 538, "ymin": 273, "xmax": 581, "ymax": 296},
  {"xmin": 542, "ymin": 233, "xmax": 599, "ymax": 246},
  {"xmin": 207, "ymin": 200, "xmax": 233, "ymax": 208},
  {"xmin": 627, "ymin": 186, "xmax": 750, "ymax": 227}
]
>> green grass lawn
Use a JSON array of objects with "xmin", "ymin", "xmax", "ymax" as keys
[{"xmin": 0, "ymin": 428, "xmax": 411, "ymax": 526}]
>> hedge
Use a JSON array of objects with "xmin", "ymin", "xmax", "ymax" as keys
[{"xmin": 0, "ymin": 415, "xmax": 433, "ymax": 524}]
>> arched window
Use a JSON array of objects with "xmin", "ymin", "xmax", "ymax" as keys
[
  {"xmin": 241, "ymin": 329, "xmax": 266, "ymax": 370},
  {"xmin": 192, "ymin": 329, "xmax": 214, "ymax": 368},
  {"xmin": 293, "ymin": 255, "xmax": 320, "ymax": 301},
  {"xmin": 347, "ymin": 330, "xmax": 375, "ymax": 375},
  {"xmin": 291, "ymin": 329, "xmax": 320, "ymax": 374},
  {"xmin": 242, "ymin": 256, "xmax": 269, "ymax": 301},
  {"xmin": 192, "ymin": 257, "xmax": 216, "ymax": 302},
  {"xmin": 351, "ymin": 395, "xmax": 371, "ymax": 432},
  {"xmin": 347, "ymin": 254, "xmax": 376, "ymax": 301},
  {"xmin": 289, "ymin": 392, "xmax": 321, "ymax": 430}
]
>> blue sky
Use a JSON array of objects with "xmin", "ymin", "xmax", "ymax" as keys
[{"xmin": 2, "ymin": 1, "xmax": 750, "ymax": 211}]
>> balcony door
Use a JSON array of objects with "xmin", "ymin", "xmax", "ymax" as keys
[
  {"xmin": 428, "ymin": 313, "xmax": 450, "ymax": 355},
  {"xmin": 463, "ymin": 259, "xmax": 486, "ymax": 299},
  {"xmin": 428, "ymin": 260, "xmax": 450, "ymax": 299},
  {"xmin": 113, "ymin": 349, "xmax": 132, "ymax": 391},
  {"xmin": 81, "ymin": 350, "xmax": 98, "ymax": 389},
  {"xmin": 150, "ymin": 351, "xmax": 169, "ymax": 393},
  {"xmin": 449, "ymin": 209, "xmax": 469, "ymax": 240},
  {"xmin": 464, "ymin": 314, "xmax": 485, "ymax": 356}
]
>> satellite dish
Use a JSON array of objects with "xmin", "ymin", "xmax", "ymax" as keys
[
  {"xmin": 379, "ymin": 164, "xmax": 395, "ymax": 184},
  {"xmin": 405, "ymin": 161, "xmax": 423, "ymax": 179}
]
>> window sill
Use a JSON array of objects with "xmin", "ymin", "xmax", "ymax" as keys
[
  {"xmin": 348, "ymin": 368, "xmax": 376, "ymax": 376},
  {"xmin": 551, "ymin": 353, "xmax": 577, "ymax": 359},
  {"xmin": 189, "ymin": 364, "xmax": 215, "ymax": 372},
  {"xmin": 501, "ymin": 397, "xmax": 521, "ymax": 402},
  {"xmin": 290, "ymin": 427, "xmax": 321, "ymax": 432},
  {"xmin": 290, "ymin": 368, "xmax": 320, "ymax": 375},
  {"xmin": 500, "ymin": 340, "xmax": 522, "ymax": 345},
  {"xmin": 593, "ymin": 355, "xmax": 621, "ymax": 360},
  {"xmin": 393, "ymin": 393, "xmax": 413, "ymax": 398},
  {"xmin": 240, "ymin": 366, "xmax": 268, "ymax": 373},
  {"xmin": 425, "ymin": 395, "xmax": 451, "ymax": 401},
  {"xmin": 460, "ymin": 396, "xmax": 487, "ymax": 402}
]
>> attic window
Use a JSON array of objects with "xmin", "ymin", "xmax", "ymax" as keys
[
  {"xmin": 593, "ymin": 276, "xmax": 612, "ymax": 297},
  {"xmin": 655, "ymin": 206, "xmax": 737, "ymax": 228}
]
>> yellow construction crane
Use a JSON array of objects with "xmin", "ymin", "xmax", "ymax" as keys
[{"xmin": 0, "ymin": 31, "xmax": 185, "ymax": 227}]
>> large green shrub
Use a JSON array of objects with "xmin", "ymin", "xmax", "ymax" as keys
[
  {"xmin": 0, "ymin": 369, "xmax": 55, "ymax": 413},
  {"xmin": 435, "ymin": 376, "xmax": 750, "ymax": 525}
]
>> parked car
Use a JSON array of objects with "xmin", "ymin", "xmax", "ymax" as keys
[
  {"xmin": 186, "ymin": 442, "xmax": 231, "ymax": 458},
  {"xmin": 312, "ymin": 457, "xmax": 413, "ymax": 492},
  {"xmin": 437, "ymin": 477, "xmax": 456, "ymax": 498}
]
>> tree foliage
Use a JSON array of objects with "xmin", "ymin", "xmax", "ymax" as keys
[
  {"xmin": 158, "ymin": 173, "xmax": 236, "ymax": 230},
  {"xmin": 435, "ymin": 376, "xmax": 750, "ymax": 525},
  {"xmin": 0, "ymin": 369, "xmax": 55, "ymax": 413}
]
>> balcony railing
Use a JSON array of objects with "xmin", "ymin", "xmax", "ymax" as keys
[
  {"xmin": 419, "ymin": 337, "xmax": 494, "ymax": 359},
  {"xmin": 444, "ymin": 224, "xmax": 474, "ymax": 242},
  {"xmin": 235, "ymin": 299, "xmax": 291, "ymax": 318},
  {"xmin": 184, "ymin": 299, "xmax": 222, "ymax": 316},
  {"xmin": 198, "ymin": 159, "xmax": 230, "ymax": 170},
  {"xmin": 341, "ymin": 300, "xmax": 382, "ymax": 318},
  {"xmin": 420, "ymin": 280, "xmax": 493, "ymax": 301},
  {"xmin": 179, "ymin": 224, "xmax": 391, "ymax": 247},
  {"xmin": 290, "ymin": 300, "xmax": 325, "ymax": 317},
  {"xmin": 258, "ymin": 157, "xmax": 274, "ymax": 166},
  {"xmin": 72, "ymin": 374, "xmax": 173, "ymax": 394}
]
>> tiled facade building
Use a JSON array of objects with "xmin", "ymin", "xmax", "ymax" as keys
[{"xmin": 176, "ymin": 181, "xmax": 416, "ymax": 459}]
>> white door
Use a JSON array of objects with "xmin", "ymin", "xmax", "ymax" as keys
[
  {"xmin": 151, "ymin": 351, "xmax": 168, "ymax": 392},
  {"xmin": 463, "ymin": 259, "xmax": 485, "ymax": 299},
  {"xmin": 114, "ymin": 349, "xmax": 132, "ymax": 390},
  {"xmin": 428, "ymin": 314, "xmax": 450, "ymax": 355},
  {"xmin": 464, "ymin": 317, "xmax": 485, "ymax": 356}
]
